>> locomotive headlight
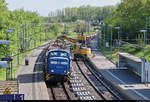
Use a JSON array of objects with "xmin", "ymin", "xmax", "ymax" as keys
[
  {"xmin": 61, "ymin": 62, "xmax": 67, "ymax": 65},
  {"xmin": 64, "ymin": 70, "xmax": 66, "ymax": 73},
  {"xmin": 51, "ymin": 69, "xmax": 54, "ymax": 72},
  {"xmin": 50, "ymin": 61, "xmax": 57, "ymax": 64}
]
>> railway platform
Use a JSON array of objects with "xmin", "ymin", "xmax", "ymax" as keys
[
  {"xmin": 88, "ymin": 37, "xmax": 150, "ymax": 100},
  {"xmin": 16, "ymin": 42, "xmax": 50, "ymax": 100}
]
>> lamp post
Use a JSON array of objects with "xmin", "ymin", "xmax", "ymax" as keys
[
  {"xmin": 145, "ymin": 17, "xmax": 148, "ymax": 44},
  {"xmin": 107, "ymin": 24, "xmax": 109, "ymax": 53},
  {"xmin": 108, "ymin": 25, "xmax": 113, "ymax": 59},
  {"xmin": 28, "ymin": 23, "xmax": 30, "ymax": 49},
  {"xmin": 45, "ymin": 28, "xmax": 47, "ymax": 41},
  {"xmin": 102, "ymin": 24, "xmax": 106, "ymax": 55},
  {"xmin": 17, "ymin": 31, "xmax": 20, "ymax": 65},
  {"xmin": 140, "ymin": 30, "xmax": 147, "ymax": 58},
  {"xmin": 115, "ymin": 27, "xmax": 120, "ymax": 52},
  {"xmin": 120, "ymin": 20, "xmax": 127, "ymax": 39},
  {"xmin": 40, "ymin": 24, "xmax": 42, "ymax": 43}
]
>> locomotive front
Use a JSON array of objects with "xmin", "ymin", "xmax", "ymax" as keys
[{"xmin": 46, "ymin": 50, "xmax": 71, "ymax": 82}]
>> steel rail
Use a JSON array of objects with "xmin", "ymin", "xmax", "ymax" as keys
[
  {"xmin": 84, "ymin": 60, "xmax": 123, "ymax": 100},
  {"xmin": 75, "ymin": 60, "xmax": 106, "ymax": 100}
]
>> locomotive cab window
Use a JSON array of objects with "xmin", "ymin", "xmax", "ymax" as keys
[
  {"xmin": 60, "ymin": 52, "xmax": 67, "ymax": 57},
  {"xmin": 50, "ymin": 52, "xmax": 58, "ymax": 57}
]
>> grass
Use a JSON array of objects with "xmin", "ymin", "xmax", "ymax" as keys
[
  {"xmin": 0, "ymin": 32, "xmax": 56, "ymax": 81},
  {"xmin": 0, "ymin": 25, "xmax": 96, "ymax": 80},
  {"xmin": 67, "ymin": 31, "xmax": 96, "ymax": 39},
  {"xmin": 99, "ymin": 42, "xmax": 150, "ymax": 63}
]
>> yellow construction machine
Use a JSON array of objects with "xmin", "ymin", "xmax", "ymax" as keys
[
  {"xmin": 77, "ymin": 32, "xmax": 86, "ymax": 44},
  {"xmin": 57, "ymin": 35, "xmax": 91, "ymax": 60}
]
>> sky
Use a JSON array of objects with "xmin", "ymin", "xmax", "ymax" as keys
[{"xmin": 5, "ymin": 0, "xmax": 121, "ymax": 17}]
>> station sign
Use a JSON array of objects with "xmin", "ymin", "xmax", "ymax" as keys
[
  {"xmin": 1, "ymin": 57, "xmax": 13, "ymax": 62},
  {"xmin": 106, "ymin": 42, "xmax": 109, "ymax": 47},
  {"xmin": 25, "ymin": 42, "xmax": 29, "ymax": 47},
  {"xmin": 0, "ymin": 94, "xmax": 24, "ymax": 100},
  {"xmin": 6, "ymin": 30, "xmax": 14, "ymax": 33},
  {"xmin": 140, "ymin": 30, "xmax": 147, "ymax": 33},
  {"xmin": 0, "ymin": 61, "xmax": 9, "ymax": 68},
  {"xmin": 0, "ymin": 40, "xmax": 10, "ymax": 45}
]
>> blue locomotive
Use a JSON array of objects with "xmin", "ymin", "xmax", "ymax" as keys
[{"xmin": 45, "ymin": 49, "xmax": 71, "ymax": 82}]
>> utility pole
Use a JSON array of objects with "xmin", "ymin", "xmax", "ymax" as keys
[
  {"xmin": 110, "ymin": 25, "xmax": 113, "ymax": 59},
  {"xmin": 6, "ymin": 31, "xmax": 10, "ymax": 80},
  {"xmin": 115, "ymin": 27, "xmax": 120, "ymax": 52},
  {"xmin": 45, "ymin": 27, "xmax": 47, "ymax": 41},
  {"xmin": 24, "ymin": 24, "xmax": 27, "ymax": 55},
  {"xmin": 40, "ymin": 24, "xmax": 42, "ymax": 43},
  {"xmin": 88, "ymin": 7, "xmax": 90, "ymax": 34},
  {"xmin": 103, "ymin": 24, "xmax": 105, "ymax": 55},
  {"xmin": 17, "ymin": 27, "xmax": 20, "ymax": 65},
  {"xmin": 28, "ymin": 23, "xmax": 30, "ymax": 49},
  {"xmin": 140, "ymin": 30, "xmax": 147, "ymax": 58},
  {"xmin": 22, "ymin": 24, "xmax": 25, "ymax": 58},
  {"xmin": 120, "ymin": 20, "xmax": 122, "ymax": 40},
  {"xmin": 146, "ymin": 17, "xmax": 148, "ymax": 44},
  {"xmin": 107, "ymin": 24, "xmax": 109, "ymax": 52},
  {"xmin": 34, "ymin": 24, "xmax": 36, "ymax": 48},
  {"xmin": 5, "ymin": 28, "xmax": 15, "ymax": 80}
]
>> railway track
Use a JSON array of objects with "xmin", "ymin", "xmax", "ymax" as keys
[
  {"xmin": 84, "ymin": 59, "xmax": 124, "ymax": 100},
  {"xmin": 70, "ymin": 61, "xmax": 101, "ymax": 100},
  {"xmin": 44, "ymin": 41, "xmax": 123, "ymax": 100},
  {"xmin": 45, "ymin": 44, "xmax": 76, "ymax": 100},
  {"xmin": 75, "ymin": 58, "xmax": 124, "ymax": 100},
  {"xmin": 46, "ymin": 82, "xmax": 75, "ymax": 100}
]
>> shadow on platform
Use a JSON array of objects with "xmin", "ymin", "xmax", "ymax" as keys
[
  {"xmin": 18, "ymin": 72, "xmax": 44, "ymax": 83},
  {"xmin": 18, "ymin": 46, "xmax": 47, "ymax": 83}
]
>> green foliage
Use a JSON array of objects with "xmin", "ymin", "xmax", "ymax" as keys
[
  {"xmin": 0, "ymin": 0, "xmax": 59, "ymax": 64},
  {"xmin": 137, "ymin": 34, "xmax": 143, "ymax": 47},
  {"xmin": 47, "ymin": 5, "xmax": 115, "ymax": 24},
  {"xmin": 104, "ymin": 0, "xmax": 150, "ymax": 40}
]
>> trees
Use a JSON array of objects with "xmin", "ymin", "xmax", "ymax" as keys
[
  {"xmin": 0, "ymin": 0, "xmax": 48, "ymax": 58},
  {"xmin": 104, "ymin": 0, "xmax": 150, "ymax": 40},
  {"xmin": 0, "ymin": 0, "xmax": 8, "ymax": 31},
  {"xmin": 47, "ymin": 5, "xmax": 115, "ymax": 24}
]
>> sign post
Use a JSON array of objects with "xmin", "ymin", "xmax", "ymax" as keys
[{"xmin": 5, "ymin": 29, "xmax": 15, "ymax": 80}]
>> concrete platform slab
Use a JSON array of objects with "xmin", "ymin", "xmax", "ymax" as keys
[
  {"xmin": 88, "ymin": 37, "xmax": 150, "ymax": 100},
  {"xmin": 16, "ymin": 43, "xmax": 50, "ymax": 100}
]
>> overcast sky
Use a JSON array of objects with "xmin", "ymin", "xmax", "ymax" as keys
[{"xmin": 5, "ymin": 0, "xmax": 121, "ymax": 17}]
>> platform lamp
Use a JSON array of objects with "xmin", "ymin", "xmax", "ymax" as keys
[
  {"xmin": 102, "ymin": 24, "xmax": 105, "ymax": 55},
  {"xmin": 140, "ymin": 30, "xmax": 147, "ymax": 58},
  {"xmin": 145, "ymin": 17, "xmax": 149, "ymax": 45},
  {"xmin": 114, "ymin": 27, "xmax": 120, "ymax": 52},
  {"xmin": 6, "ymin": 28, "xmax": 15, "ymax": 80},
  {"xmin": 108, "ymin": 24, "xmax": 113, "ymax": 59}
]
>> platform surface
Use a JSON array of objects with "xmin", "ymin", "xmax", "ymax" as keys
[
  {"xmin": 88, "ymin": 37, "xmax": 150, "ymax": 100},
  {"xmin": 16, "ymin": 43, "xmax": 50, "ymax": 100}
]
